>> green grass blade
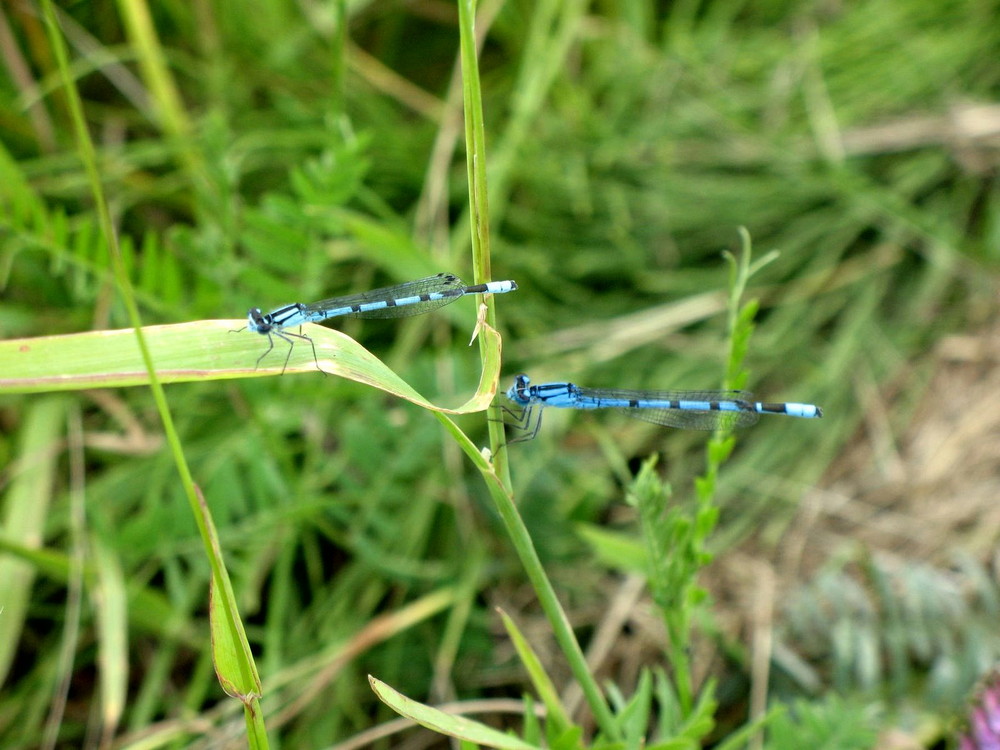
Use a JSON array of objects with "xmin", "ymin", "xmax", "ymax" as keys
[
  {"xmin": 498, "ymin": 610, "xmax": 574, "ymax": 737},
  {"xmin": 456, "ymin": 0, "xmax": 514, "ymax": 476},
  {"xmin": 0, "ymin": 319, "xmax": 504, "ymax": 412},
  {"xmin": 369, "ymin": 676, "xmax": 541, "ymax": 750},
  {"xmin": 202, "ymin": 483, "xmax": 266, "ymax": 749},
  {"xmin": 37, "ymin": 11, "xmax": 265, "ymax": 741},
  {"xmin": 210, "ymin": 575, "xmax": 261, "ymax": 700},
  {"xmin": 455, "ymin": 0, "xmax": 617, "ymax": 739},
  {"xmin": 90, "ymin": 535, "xmax": 129, "ymax": 742},
  {"xmin": 0, "ymin": 397, "xmax": 66, "ymax": 686},
  {"xmin": 200, "ymin": 483, "xmax": 259, "ymax": 698},
  {"xmin": 115, "ymin": 0, "xmax": 201, "ymax": 180},
  {"xmin": 575, "ymin": 524, "xmax": 647, "ymax": 574}
]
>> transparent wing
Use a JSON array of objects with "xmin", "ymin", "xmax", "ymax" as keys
[
  {"xmin": 303, "ymin": 274, "xmax": 466, "ymax": 320},
  {"xmin": 576, "ymin": 387, "xmax": 761, "ymax": 430}
]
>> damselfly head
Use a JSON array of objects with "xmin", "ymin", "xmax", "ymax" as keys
[
  {"xmin": 506, "ymin": 374, "xmax": 532, "ymax": 403},
  {"xmin": 247, "ymin": 308, "xmax": 270, "ymax": 334}
]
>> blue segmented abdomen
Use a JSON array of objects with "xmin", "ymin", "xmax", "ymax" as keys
[
  {"xmin": 248, "ymin": 273, "xmax": 518, "ymax": 332},
  {"xmin": 511, "ymin": 380, "xmax": 822, "ymax": 431}
]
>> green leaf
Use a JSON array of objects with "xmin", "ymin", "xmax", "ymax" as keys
[
  {"xmin": 90, "ymin": 535, "xmax": 128, "ymax": 734},
  {"xmin": 522, "ymin": 694, "xmax": 542, "ymax": 744},
  {"xmin": 499, "ymin": 610, "xmax": 574, "ymax": 737},
  {"xmin": 210, "ymin": 575, "xmax": 260, "ymax": 701},
  {"xmin": 574, "ymin": 523, "xmax": 648, "ymax": 574},
  {"xmin": 202, "ymin": 483, "xmax": 261, "ymax": 703},
  {"xmin": 0, "ymin": 398, "xmax": 66, "ymax": 684},
  {"xmin": 369, "ymin": 676, "xmax": 541, "ymax": 749},
  {"xmin": 549, "ymin": 726, "xmax": 585, "ymax": 750},
  {"xmin": 0, "ymin": 319, "xmax": 503, "ymax": 413},
  {"xmin": 614, "ymin": 668, "xmax": 653, "ymax": 747}
]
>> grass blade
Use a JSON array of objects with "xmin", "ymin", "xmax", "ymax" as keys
[
  {"xmin": 0, "ymin": 397, "xmax": 66, "ymax": 685},
  {"xmin": 90, "ymin": 535, "xmax": 128, "ymax": 743},
  {"xmin": 0, "ymin": 319, "xmax": 504, "ymax": 412},
  {"xmin": 369, "ymin": 676, "xmax": 541, "ymax": 750}
]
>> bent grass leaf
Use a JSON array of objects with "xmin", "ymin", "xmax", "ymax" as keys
[
  {"xmin": 0, "ymin": 318, "xmax": 503, "ymax": 413},
  {"xmin": 369, "ymin": 676, "xmax": 541, "ymax": 750}
]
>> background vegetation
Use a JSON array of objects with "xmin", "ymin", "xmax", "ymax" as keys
[{"xmin": 2, "ymin": 0, "xmax": 1000, "ymax": 747}]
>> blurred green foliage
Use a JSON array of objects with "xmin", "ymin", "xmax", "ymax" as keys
[{"xmin": 2, "ymin": 0, "xmax": 999, "ymax": 746}]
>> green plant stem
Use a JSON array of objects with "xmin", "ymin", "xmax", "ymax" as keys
[
  {"xmin": 40, "ymin": 4, "xmax": 264, "ymax": 744},
  {"xmin": 115, "ymin": 0, "xmax": 203, "ymax": 185},
  {"xmin": 455, "ymin": 0, "xmax": 616, "ymax": 738},
  {"xmin": 430, "ymin": 411, "xmax": 618, "ymax": 737},
  {"xmin": 435, "ymin": 399, "xmax": 619, "ymax": 738},
  {"xmin": 485, "ymin": 473, "xmax": 620, "ymax": 740},
  {"xmin": 330, "ymin": 0, "xmax": 348, "ymax": 114},
  {"xmin": 456, "ymin": 0, "xmax": 512, "ymax": 486}
]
